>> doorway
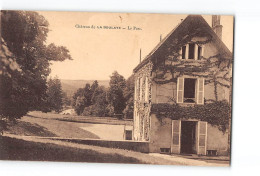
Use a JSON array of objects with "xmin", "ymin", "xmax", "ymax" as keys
[{"xmin": 181, "ymin": 121, "xmax": 197, "ymax": 154}]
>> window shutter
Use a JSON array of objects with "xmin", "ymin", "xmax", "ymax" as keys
[
  {"xmin": 197, "ymin": 78, "xmax": 204, "ymax": 104},
  {"xmin": 177, "ymin": 77, "xmax": 184, "ymax": 103},
  {"xmin": 171, "ymin": 120, "xmax": 181, "ymax": 154},
  {"xmin": 197, "ymin": 121, "xmax": 207, "ymax": 155}
]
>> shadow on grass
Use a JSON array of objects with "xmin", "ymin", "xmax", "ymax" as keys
[
  {"xmin": 6, "ymin": 121, "xmax": 57, "ymax": 137},
  {"xmin": 0, "ymin": 136, "xmax": 144, "ymax": 164}
]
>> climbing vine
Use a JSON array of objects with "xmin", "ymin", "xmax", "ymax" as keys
[
  {"xmin": 151, "ymin": 22, "xmax": 232, "ymax": 101},
  {"xmin": 151, "ymin": 100, "xmax": 230, "ymax": 133}
]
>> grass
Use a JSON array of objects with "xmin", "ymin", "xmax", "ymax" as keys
[
  {"xmin": 8, "ymin": 116, "xmax": 100, "ymax": 139},
  {"xmin": 0, "ymin": 136, "xmax": 143, "ymax": 164},
  {"xmin": 6, "ymin": 121, "xmax": 57, "ymax": 137},
  {"xmin": 28, "ymin": 111, "xmax": 133, "ymax": 126}
]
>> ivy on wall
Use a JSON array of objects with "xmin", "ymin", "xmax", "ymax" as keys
[{"xmin": 151, "ymin": 100, "xmax": 230, "ymax": 133}]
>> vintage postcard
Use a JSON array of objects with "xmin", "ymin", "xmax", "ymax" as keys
[{"xmin": 0, "ymin": 10, "xmax": 233, "ymax": 166}]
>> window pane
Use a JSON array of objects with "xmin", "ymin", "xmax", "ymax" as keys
[
  {"xmin": 188, "ymin": 43, "xmax": 195, "ymax": 59},
  {"xmin": 182, "ymin": 46, "xmax": 186, "ymax": 59},
  {"xmin": 198, "ymin": 46, "xmax": 202, "ymax": 60},
  {"xmin": 184, "ymin": 78, "xmax": 196, "ymax": 98}
]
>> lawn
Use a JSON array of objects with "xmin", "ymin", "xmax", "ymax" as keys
[
  {"xmin": 0, "ymin": 136, "xmax": 142, "ymax": 164},
  {"xmin": 5, "ymin": 112, "xmax": 132, "ymax": 140}
]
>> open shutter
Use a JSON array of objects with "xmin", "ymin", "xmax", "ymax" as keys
[
  {"xmin": 197, "ymin": 78, "xmax": 204, "ymax": 104},
  {"xmin": 171, "ymin": 120, "xmax": 181, "ymax": 154},
  {"xmin": 177, "ymin": 77, "xmax": 184, "ymax": 103},
  {"xmin": 197, "ymin": 121, "xmax": 207, "ymax": 155}
]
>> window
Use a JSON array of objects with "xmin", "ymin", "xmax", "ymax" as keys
[
  {"xmin": 184, "ymin": 78, "xmax": 196, "ymax": 103},
  {"xmin": 198, "ymin": 45, "xmax": 202, "ymax": 60},
  {"xmin": 125, "ymin": 130, "xmax": 132, "ymax": 140},
  {"xmin": 144, "ymin": 77, "xmax": 149, "ymax": 102},
  {"xmin": 188, "ymin": 43, "xmax": 195, "ymax": 59},
  {"xmin": 139, "ymin": 77, "xmax": 142, "ymax": 100},
  {"xmin": 181, "ymin": 46, "xmax": 186, "ymax": 59},
  {"xmin": 180, "ymin": 43, "xmax": 203, "ymax": 60},
  {"xmin": 177, "ymin": 77, "xmax": 204, "ymax": 104}
]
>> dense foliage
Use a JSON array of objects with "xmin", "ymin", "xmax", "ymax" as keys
[
  {"xmin": 107, "ymin": 71, "xmax": 126, "ymax": 116},
  {"xmin": 72, "ymin": 71, "xmax": 134, "ymax": 119},
  {"xmin": 123, "ymin": 75, "xmax": 135, "ymax": 119},
  {"xmin": 0, "ymin": 10, "xmax": 71, "ymax": 122},
  {"xmin": 44, "ymin": 77, "xmax": 64, "ymax": 113},
  {"xmin": 151, "ymin": 101, "xmax": 230, "ymax": 132}
]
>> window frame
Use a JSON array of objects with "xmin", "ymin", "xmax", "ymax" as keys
[
  {"xmin": 180, "ymin": 43, "xmax": 204, "ymax": 61},
  {"xmin": 177, "ymin": 76, "xmax": 205, "ymax": 105}
]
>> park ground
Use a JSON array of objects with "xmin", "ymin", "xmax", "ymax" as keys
[{"xmin": 0, "ymin": 111, "xmax": 229, "ymax": 166}]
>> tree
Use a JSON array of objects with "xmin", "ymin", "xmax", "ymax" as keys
[
  {"xmin": 72, "ymin": 81, "xmax": 99, "ymax": 115},
  {"xmin": 45, "ymin": 77, "xmax": 63, "ymax": 113},
  {"xmin": 107, "ymin": 71, "xmax": 126, "ymax": 117},
  {"xmin": 0, "ymin": 11, "xmax": 71, "ymax": 122},
  {"xmin": 83, "ymin": 86, "xmax": 109, "ymax": 117},
  {"xmin": 62, "ymin": 91, "xmax": 71, "ymax": 108},
  {"xmin": 123, "ymin": 75, "xmax": 135, "ymax": 119}
]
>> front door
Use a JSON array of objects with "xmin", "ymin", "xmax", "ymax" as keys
[
  {"xmin": 181, "ymin": 121, "xmax": 197, "ymax": 154},
  {"xmin": 171, "ymin": 120, "xmax": 207, "ymax": 155}
]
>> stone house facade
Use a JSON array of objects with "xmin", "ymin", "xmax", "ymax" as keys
[{"xmin": 133, "ymin": 15, "xmax": 232, "ymax": 156}]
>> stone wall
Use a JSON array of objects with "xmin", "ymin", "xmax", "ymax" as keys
[
  {"xmin": 133, "ymin": 61, "xmax": 153, "ymax": 141},
  {"xmin": 54, "ymin": 138, "xmax": 150, "ymax": 153}
]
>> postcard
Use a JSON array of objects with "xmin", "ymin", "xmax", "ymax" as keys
[{"xmin": 0, "ymin": 10, "xmax": 233, "ymax": 166}]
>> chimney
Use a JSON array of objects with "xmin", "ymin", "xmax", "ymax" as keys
[{"xmin": 212, "ymin": 15, "xmax": 223, "ymax": 40}]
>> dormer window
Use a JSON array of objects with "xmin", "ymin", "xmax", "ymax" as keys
[{"xmin": 181, "ymin": 43, "xmax": 204, "ymax": 60}]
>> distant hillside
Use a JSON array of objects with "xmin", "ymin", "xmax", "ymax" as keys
[{"xmin": 61, "ymin": 80, "xmax": 109, "ymax": 98}]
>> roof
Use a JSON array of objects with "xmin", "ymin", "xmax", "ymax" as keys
[{"xmin": 133, "ymin": 15, "xmax": 233, "ymax": 73}]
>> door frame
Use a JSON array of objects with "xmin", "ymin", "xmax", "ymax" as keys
[{"xmin": 171, "ymin": 120, "xmax": 207, "ymax": 155}]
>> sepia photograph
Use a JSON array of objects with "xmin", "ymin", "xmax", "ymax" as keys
[{"xmin": 0, "ymin": 10, "xmax": 234, "ymax": 167}]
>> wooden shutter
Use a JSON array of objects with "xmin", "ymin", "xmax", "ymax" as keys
[
  {"xmin": 197, "ymin": 78, "xmax": 204, "ymax": 104},
  {"xmin": 177, "ymin": 77, "xmax": 184, "ymax": 103},
  {"xmin": 197, "ymin": 121, "xmax": 207, "ymax": 155},
  {"xmin": 171, "ymin": 120, "xmax": 181, "ymax": 154}
]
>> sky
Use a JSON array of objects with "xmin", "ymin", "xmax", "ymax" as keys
[{"xmin": 38, "ymin": 11, "xmax": 234, "ymax": 80}]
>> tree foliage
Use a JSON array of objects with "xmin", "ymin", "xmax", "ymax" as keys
[
  {"xmin": 72, "ymin": 81, "xmax": 101, "ymax": 115},
  {"xmin": 107, "ymin": 71, "xmax": 126, "ymax": 116},
  {"xmin": 123, "ymin": 75, "xmax": 135, "ymax": 119},
  {"xmin": 0, "ymin": 10, "xmax": 71, "ymax": 121},
  {"xmin": 44, "ymin": 77, "xmax": 64, "ymax": 113}
]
